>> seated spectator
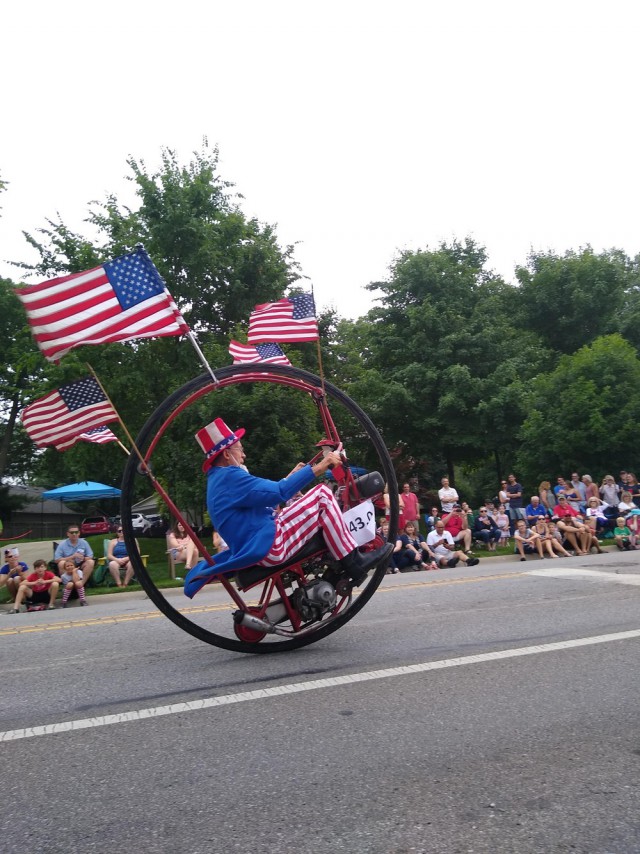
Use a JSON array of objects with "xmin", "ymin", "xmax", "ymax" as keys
[
  {"xmin": 0, "ymin": 548, "xmax": 28, "ymax": 603},
  {"xmin": 9, "ymin": 559, "xmax": 59, "ymax": 613},
  {"xmin": 614, "ymin": 516, "xmax": 633, "ymax": 551},
  {"xmin": 553, "ymin": 496, "xmax": 590, "ymax": 554},
  {"xmin": 514, "ymin": 519, "xmax": 544, "ymax": 560},
  {"xmin": 426, "ymin": 521, "xmax": 479, "ymax": 568},
  {"xmin": 377, "ymin": 519, "xmax": 399, "ymax": 574},
  {"xmin": 438, "ymin": 477, "xmax": 459, "ymax": 513},
  {"xmin": 494, "ymin": 505, "xmax": 511, "ymax": 542},
  {"xmin": 626, "ymin": 473, "xmax": 640, "ymax": 507},
  {"xmin": 534, "ymin": 518, "xmax": 570, "ymax": 557},
  {"xmin": 443, "ymin": 504, "xmax": 473, "ymax": 553},
  {"xmin": 424, "ymin": 507, "xmax": 441, "ymax": 534},
  {"xmin": 618, "ymin": 491, "xmax": 636, "ymax": 516},
  {"xmin": 393, "ymin": 521, "xmax": 437, "ymax": 571},
  {"xmin": 585, "ymin": 497, "xmax": 610, "ymax": 535},
  {"xmin": 525, "ymin": 495, "xmax": 548, "ymax": 526},
  {"xmin": 461, "ymin": 501, "xmax": 475, "ymax": 529},
  {"xmin": 167, "ymin": 520, "xmax": 198, "ymax": 571},
  {"xmin": 626, "ymin": 511, "xmax": 640, "ymax": 548},
  {"xmin": 400, "ymin": 483, "xmax": 420, "ymax": 525},
  {"xmin": 107, "ymin": 525, "xmax": 139, "ymax": 587},
  {"xmin": 472, "ymin": 507, "xmax": 501, "ymax": 551},
  {"xmin": 54, "ymin": 525, "xmax": 95, "ymax": 584},
  {"xmin": 212, "ymin": 528, "xmax": 228, "ymax": 554},
  {"xmin": 60, "ymin": 557, "xmax": 88, "ymax": 607}
]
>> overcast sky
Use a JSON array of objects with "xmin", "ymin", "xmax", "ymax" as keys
[{"xmin": 2, "ymin": 0, "xmax": 639, "ymax": 320}]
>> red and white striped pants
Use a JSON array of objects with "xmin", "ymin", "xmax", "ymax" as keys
[{"xmin": 259, "ymin": 484, "xmax": 357, "ymax": 567}]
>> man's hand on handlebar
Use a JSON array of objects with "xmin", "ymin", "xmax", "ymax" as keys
[{"xmin": 312, "ymin": 451, "xmax": 342, "ymax": 477}]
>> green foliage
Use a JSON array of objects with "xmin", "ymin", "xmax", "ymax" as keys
[
  {"xmin": 517, "ymin": 335, "xmax": 640, "ymax": 482},
  {"xmin": 515, "ymin": 247, "xmax": 629, "ymax": 355}
]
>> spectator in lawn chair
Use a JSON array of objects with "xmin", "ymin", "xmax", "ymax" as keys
[
  {"xmin": 55, "ymin": 526, "xmax": 95, "ymax": 584},
  {"xmin": 1, "ymin": 548, "xmax": 28, "ymax": 603},
  {"xmin": 618, "ymin": 491, "xmax": 636, "ymax": 517},
  {"xmin": 60, "ymin": 557, "xmax": 88, "ymax": 607},
  {"xmin": 167, "ymin": 520, "xmax": 198, "ymax": 572},
  {"xmin": 443, "ymin": 504, "xmax": 473, "ymax": 553},
  {"xmin": 400, "ymin": 483, "xmax": 420, "ymax": 525},
  {"xmin": 9, "ymin": 559, "xmax": 59, "ymax": 613},
  {"xmin": 426, "ymin": 520, "xmax": 479, "ymax": 568},
  {"xmin": 424, "ymin": 507, "xmax": 441, "ymax": 534},
  {"xmin": 514, "ymin": 519, "xmax": 545, "ymax": 561},
  {"xmin": 107, "ymin": 526, "xmax": 139, "ymax": 587},
  {"xmin": 472, "ymin": 507, "xmax": 501, "ymax": 551}
]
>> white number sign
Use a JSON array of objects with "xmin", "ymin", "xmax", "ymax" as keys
[{"xmin": 342, "ymin": 500, "xmax": 376, "ymax": 546}]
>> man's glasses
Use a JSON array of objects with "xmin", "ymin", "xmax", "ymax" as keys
[{"xmin": 68, "ymin": 530, "xmax": 79, "ymax": 534}]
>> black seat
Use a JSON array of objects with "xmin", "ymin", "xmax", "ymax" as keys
[{"xmin": 235, "ymin": 532, "xmax": 327, "ymax": 591}]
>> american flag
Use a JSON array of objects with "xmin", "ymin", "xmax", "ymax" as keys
[
  {"xmin": 16, "ymin": 246, "xmax": 189, "ymax": 363},
  {"xmin": 247, "ymin": 294, "xmax": 319, "ymax": 344},
  {"xmin": 228, "ymin": 340, "xmax": 291, "ymax": 366},
  {"xmin": 54, "ymin": 426, "xmax": 120, "ymax": 452},
  {"xmin": 21, "ymin": 377, "xmax": 119, "ymax": 449}
]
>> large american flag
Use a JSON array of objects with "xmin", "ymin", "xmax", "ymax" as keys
[
  {"xmin": 54, "ymin": 426, "xmax": 120, "ymax": 452},
  {"xmin": 16, "ymin": 247, "xmax": 189, "ymax": 363},
  {"xmin": 228, "ymin": 340, "xmax": 291, "ymax": 366},
  {"xmin": 247, "ymin": 294, "xmax": 319, "ymax": 344},
  {"xmin": 21, "ymin": 377, "xmax": 119, "ymax": 449}
]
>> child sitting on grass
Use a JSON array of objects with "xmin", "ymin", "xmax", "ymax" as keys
[{"xmin": 614, "ymin": 517, "xmax": 633, "ymax": 550}]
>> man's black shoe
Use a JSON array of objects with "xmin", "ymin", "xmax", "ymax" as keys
[{"xmin": 339, "ymin": 543, "xmax": 394, "ymax": 585}]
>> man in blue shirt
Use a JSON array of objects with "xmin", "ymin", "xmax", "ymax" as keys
[
  {"xmin": 525, "ymin": 495, "xmax": 548, "ymax": 525},
  {"xmin": 185, "ymin": 418, "xmax": 392, "ymax": 598},
  {"xmin": 54, "ymin": 526, "xmax": 95, "ymax": 583}
]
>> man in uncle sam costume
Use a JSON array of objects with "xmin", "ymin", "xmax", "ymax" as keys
[{"xmin": 184, "ymin": 418, "xmax": 392, "ymax": 597}]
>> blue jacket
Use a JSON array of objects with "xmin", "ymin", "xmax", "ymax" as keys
[{"xmin": 184, "ymin": 463, "xmax": 317, "ymax": 598}]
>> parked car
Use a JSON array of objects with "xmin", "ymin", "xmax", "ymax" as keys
[
  {"xmin": 144, "ymin": 514, "xmax": 169, "ymax": 538},
  {"xmin": 130, "ymin": 513, "xmax": 151, "ymax": 534},
  {"xmin": 80, "ymin": 516, "xmax": 111, "ymax": 536}
]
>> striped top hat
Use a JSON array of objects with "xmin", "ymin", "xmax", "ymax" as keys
[{"xmin": 196, "ymin": 418, "xmax": 245, "ymax": 472}]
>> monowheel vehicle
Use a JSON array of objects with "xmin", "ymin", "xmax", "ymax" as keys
[{"xmin": 120, "ymin": 363, "xmax": 399, "ymax": 654}]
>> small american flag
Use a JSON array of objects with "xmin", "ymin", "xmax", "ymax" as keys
[
  {"xmin": 21, "ymin": 377, "xmax": 119, "ymax": 449},
  {"xmin": 247, "ymin": 294, "xmax": 319, "ymax": 344},
  {"xmin": 54, "ymin": 426, "xmax": 120, "ymax": 451},
  {"xmin": 228, "ymin": 340, "xmax": 291, "ymax": 366},
  {"xmin": 16, "ymin": 246, "xmax": 189, "ymax": 363}
]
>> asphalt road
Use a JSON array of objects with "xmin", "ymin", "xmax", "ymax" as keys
[{"xmin": 1, "ymin": 550, "xmax": 639, "ymax": 854}]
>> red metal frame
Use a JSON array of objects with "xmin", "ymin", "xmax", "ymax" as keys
[{"xmin": 139, "ymin": 371, "xmax": 376, "ymax": 636}]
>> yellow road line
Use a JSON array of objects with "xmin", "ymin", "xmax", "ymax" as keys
[{"xmin": 0, "ymin": 572, "xmax": 526, "ymax": 636}]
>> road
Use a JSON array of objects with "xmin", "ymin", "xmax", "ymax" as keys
[{"xmin": 1, "ymin": 551, "xmax": 639, "ymax": 854}]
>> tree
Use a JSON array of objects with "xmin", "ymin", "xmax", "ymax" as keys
[
  {"xmin": 514, "ymin": 247, "xmax": 630, "ymax": 355},
  {"xmin": 516, "ymin": 334, "xmax": 640, "ymax": 482}
]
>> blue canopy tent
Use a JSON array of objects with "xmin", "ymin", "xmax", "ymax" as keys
[{"xmin": 42, "ymin": 481, "xmax": 122, "ymax": 501}]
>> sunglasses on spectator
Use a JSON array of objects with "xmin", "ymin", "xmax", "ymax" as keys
[{"xmin": 68, "ymin": 530, "xmax": 79, "ymax": 534}]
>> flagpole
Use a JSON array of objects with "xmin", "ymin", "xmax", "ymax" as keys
[
  {"xmin": 86, "ymin": 364, "xmax": 215, "ymax": 566},
  {"xmin": 185, "ymin": 330, "xmax": 219, "ymax": 385},
  {"xmin": 116, "ymin": 439, "xmax": 130, "ymax": 456}
]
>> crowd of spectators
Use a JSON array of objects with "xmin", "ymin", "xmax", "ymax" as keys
[{"xmin": 377, "ymin": 469, "xmax": 640, "ymax": 573}]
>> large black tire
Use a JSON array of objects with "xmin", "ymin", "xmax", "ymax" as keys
[{"xmin": 120, "ymin": 363, "xmax": 399, "ymax": 653}]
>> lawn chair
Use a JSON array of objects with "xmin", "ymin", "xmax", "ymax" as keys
[{"xmin": 93, "ymin": 539, "xmax": 149, "ymax": 587}]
